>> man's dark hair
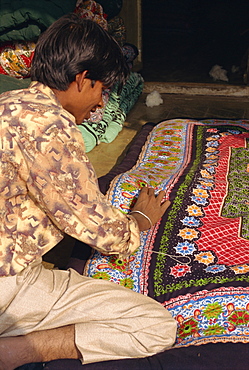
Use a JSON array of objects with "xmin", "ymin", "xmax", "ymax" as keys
[{"xmin": 30, "ymin": 13, "xmax": 129, "ymax": 91}]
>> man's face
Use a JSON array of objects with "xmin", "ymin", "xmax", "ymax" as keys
[{"xmin": 75, "ymin": 78, "xmax": 104, "ymax": 124}]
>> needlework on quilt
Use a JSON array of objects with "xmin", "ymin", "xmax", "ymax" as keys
[
  {"xmin": 84, "ymin": 119, "xmax": 249, "ymax": 347},
  {"xmin": 165, "ymin": 287, "xmax": 249, "ymax": 348},
  {"xmin": 85, "ymin": 120, "xmax": 249, "ymax": 293}
]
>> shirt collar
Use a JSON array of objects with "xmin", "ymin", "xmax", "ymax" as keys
[{"xmin": 29, "ymin": 81, "xmax": 76, "ymax": 122}]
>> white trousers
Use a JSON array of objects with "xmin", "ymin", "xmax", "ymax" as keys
[{"xmin": 0, "ymin": 259, "xmax": 177, "ymax": 364}]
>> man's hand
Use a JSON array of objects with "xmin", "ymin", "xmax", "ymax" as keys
[{"xmin": 130, "ymin": 187, "xmax": 171, "ymax": 231}]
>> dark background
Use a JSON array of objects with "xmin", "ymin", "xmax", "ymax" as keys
[{"xmin": 141, "ymin": 0, "xmax": 249, "ymax": 84}]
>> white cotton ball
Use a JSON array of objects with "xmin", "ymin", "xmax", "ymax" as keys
[
  {"xmin": 209, "ymin": 65, "xmax": 229, "ymax": 82},
  {"xmin": 145, "ymin": 90, "xmax": 163, "ymax": 107}
]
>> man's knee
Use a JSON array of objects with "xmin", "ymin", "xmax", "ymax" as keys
[{"xmin": 132, "ymin": 305, "xmax": 177, "ymax": 356}]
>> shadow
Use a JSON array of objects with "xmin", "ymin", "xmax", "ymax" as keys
[{"xmin": 141, "ymin": 0, "xmax": 249, "ymax": 85}]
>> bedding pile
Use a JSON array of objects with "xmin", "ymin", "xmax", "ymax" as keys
[
  {"xmin": 0, "ymin": 0, "xmax": 76, "ymax": 42},
  {"xmin": 0, "ymin": 0, "xmax": 143, "ymax": 152}
]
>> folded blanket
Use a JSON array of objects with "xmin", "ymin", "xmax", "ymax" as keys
[
  {"xmin": 78, "ymin": 72, "xmax": 144, "ymax": 152},
  {"xmin": 0, "ymin": 0, "xmax": 76, "ymax": 42}
]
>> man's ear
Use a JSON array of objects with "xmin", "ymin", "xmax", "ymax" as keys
[{"xmin": 75, "ymin": 71, "xmax": 88, "ymax": 92}]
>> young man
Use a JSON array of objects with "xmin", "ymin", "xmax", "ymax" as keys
[{"xmin": 0, "ymin": 14, "xmax": 176, "ymax": 369}]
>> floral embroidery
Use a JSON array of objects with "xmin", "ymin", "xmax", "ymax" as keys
[
  {"xmin": 178, "ymin": 228, "xmax": 199, "ymax": 240},
  {"xmin": 195, "ymin": 251, "xmax": 215, "ymax": 265},
  {"xmin": 120, "ymin": 183, "xmax": 137, "ymax": 192},
  {"xmin": 181, "ymin": 216, "xmax": 201, "ymax": 228},
  {"xmin": 92, "ymin": 271, "xmax": 111, "ymax": 280},
  {"xmin": 205, "ymin": 265, "xmax": 227, "ymax": 274},
  {"xmin": 191, "ymin": 196, "xmax": 209, "ymax": 206},
  {"xmin": 119, "ymin": 277, "xmax": 134, "ymax": 289},
  {"xmin": 174, "ymin": 241, "xmax": 196, "ymax": 255},
  {"xmin": 203, "ymin": 302, "xmax": 223, "ymax": 319},
  {"xmin": 204, "ymin": 324, "xmax": 225, "ymax": 336},
  {"xmin": 186, "ymin": 204, "xmax": 203, "ymax": 217},
  {"xmin": 108, "ymin": 256, "xmax": 132, "ymax": 272},
  {"xmin": 206, "ymin": 147, "xmax": 218, "ymax": 153},
  {"xmin": 206, "ymin": 140, "xmax": 219, "ymax": 148},
  {"xmin": 200, "ymin": 169, "xmax": 213, "ymax": 179},
  {"xmin": 177, "ymin": 317, "xmax": 199, "ymax": 340},
  {"xmin": 228, "ymin": 310, "xmax": 249, "ymax": 326},
  {"xmin": 86, "ymin": 121, "xmax": 249, "ymax": 315},
  {"xmin": 230, "ymin": 264, "xmax": 249, "ymax": 274},
  {"xmin": 170, "ymin": 264, "xmax": 191, "ymax": 277},
  {"xmin": 197, "ymin": 182, "xmax": 213, "ymax": 190}
]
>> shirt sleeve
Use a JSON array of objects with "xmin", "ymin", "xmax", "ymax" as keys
[{"xmin": 25, "ymin": 121, "xmax": 140, "ymax": 259}]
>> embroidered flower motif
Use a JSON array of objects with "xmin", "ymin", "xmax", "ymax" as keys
[
  {"xmin": 178, "ymin": 228, "xmax": 199, "ymax": 240},
  {"xmin": 227, "ymin": 129, "xmax": 241, "ymax": 135},
  {"xmin": 205, "ymin": 166, "xmax": 216, "ymax": 174},
  {"xmin": 120, "ymin": 182, "xmax": 137, "ymax": 192},
  {"xmin": 230, "ymin": 264, "xmax": 249, "ymax": 274},
  {"xmin": 154, "ymin": 136, "xmax": 165, "ymax": 141},
  {"xmin": 174, "ymin": 241, "xmax": 196, "ymax": 255},
  {"xmin": 187, "ymin": 204, "xmax": 203, "ymax": 217},
  {"xmin": 207, "ymin": 128, "xmax": 218, "ymax": 133},
  {"xmin": 200, "ymin": 170, "xmax": 214, "ymax": 179},
  {"xmin": 162, "ymin": 165, "xmax": 175, "ymax": 170},
  {"xmin": 206, "ymin": 141, "xmax": 219, "ymax": 147},
  {"xmin": 161, "ymin": 140, "xmax": 173, "ymax": 146},
  {"xmin": 144, "ymin": 162, "xmax": 156, "ymax": 168},
  {"xmin": 92, "ymin": 271, "xmax": 111, "ymax": 280},
  {"xmin": 228, "ymin": 310, "xmax": 249, "ymax": 326},
  {"xmin": 151, "ymin": 145, "xmax": 162, "ymax": 151},
  {"xmin": 209, "ymin": 134, "xmax": 220, "ymax": 139},
  {"xmin": 157, "ymin": 151, "xmax": 172, "ymax": 156},
  {"xmin": 160, "ymin": 129, "xmax": 175, "ymax": 135},
  {"xmin": 203, "ymin": 302, "xmax": 223, "ymax": 319},
  {"xmin": 149, "ymin": 180, "xmax": 159, "ymax": 188},
  {"xmin": 192, "ymin": 188, "xmax": 209, "ymax": 198},
  {"xmin": 119, "ymin": 277, "xmax": 134, "ymax": 289},
  {"xmin": 178, "ymin": 318, "xmax": 199, "ymax": 339},
  {"xmin": 206, "ymin": 147, "xmax": 218, "ymax": 153},
  {"xmin": 197, "ymin": 182, "xmax": 213, "ymax": 190},
  {"xmin": 195, "ymin": 251, "xmax": 215, "ymax": 265},
  {"xmin": 170, "ymin": 264, "xmax": 191, "ymax": 277},
  {"xmin": 204, "ymin": 324, "xmax": 225, "ymax": 336},
  {"xmin": 136, "ymin": 180, "xmax": 148, "ymax": 188},
  {"xmin": 181, "ymin": 216, "xmax": 200, "ymax": 228},
  {"xmin": 148, "ymin": 155, "xmax": 158, "ymax": 160},
  {"xmin": 204, "ymin": 153, "xmax": 218, "ymax": 160},
  {"xmin": 108, "ymin": 256, "xmax": 128, "ymax": 271},
  {"xmin": 205, "ymin": 264, "xmax": 226, "ymax": 274},
  {"xmin": 191, "ymin": 196, "xmax": 208, "ymax": 206},
  {"xmin": 203, "ymin": 159, "xmax": 217, "ymax": 165}
]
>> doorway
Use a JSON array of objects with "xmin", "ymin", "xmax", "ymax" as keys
[{"xmin": 141, "ymin": 0, "xmax": 249, "ymax": 85}]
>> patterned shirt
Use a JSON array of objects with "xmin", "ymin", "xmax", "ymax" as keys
[{"xmin": 0, "ymin": 82, "xmax": 140, "ymax": 276}]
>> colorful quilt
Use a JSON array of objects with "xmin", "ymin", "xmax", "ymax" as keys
[{"xmin": 84, "ymin": 119, "xmax": 249, "ymax": 351}]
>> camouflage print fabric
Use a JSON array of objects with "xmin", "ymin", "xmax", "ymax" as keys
[{"xmin": 0, "ymin": 82, "xmax": 140, "ymax": 276}]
